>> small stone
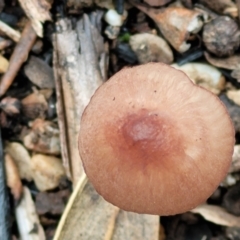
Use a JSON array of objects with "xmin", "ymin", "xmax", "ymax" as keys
[
  {"xmin": 203, "ymin": 16, "xmax": 240, "ymax": 57},
  {"xmin": 104, "ymin": 9, "xmax": 127, "ymax": 27}
]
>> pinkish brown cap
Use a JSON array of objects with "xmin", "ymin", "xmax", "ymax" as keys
[{"xmin": 79, "ymin": 63, "xmax": 235, "ymax": 216}]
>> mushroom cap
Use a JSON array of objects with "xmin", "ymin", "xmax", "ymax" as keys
[{"xmin": 79, "ymin": 63, "xmax": 234, "ymax": 216}]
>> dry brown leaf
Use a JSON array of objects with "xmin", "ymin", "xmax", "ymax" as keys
[
  {"xmin": 15, "ymin": 187, "xmax": 46, "ymax": 240},
  {"xmin": 31, "ymin": 154, "xmax": 65, "ymax": 191},
  {"xmin": 18, "ymin": 0, "xmax": 52, "ymax": 37},
  {"xmin": 5, "ymin": 142, "xmax": 33, "ymax": 181},
  {"xmin": 4, "ymin": 153, "xmax": 23, "ymax": 200},
  {"xmin": 191, "ymin": 204, "xmax": 240, "ymax": 227},
  {"xmin": 132, "ymin": 4, "xmax": 203, "ymax": 52}
]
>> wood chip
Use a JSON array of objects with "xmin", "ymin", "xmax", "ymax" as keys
[
  {"xmin": 18, "ymin": 0, "xmax": 52, "ymax": 37},
  {"xmin": 53, "ymin": 13, "xmax": 107, "ymax": 183},
  {"xmin": 24, "ymin": 56, "xmax": 55, "ymax": 89}
]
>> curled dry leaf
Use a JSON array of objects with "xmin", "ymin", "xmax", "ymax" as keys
[
  {"xmin": 204, "ymin": 52, "xmax": 240, "ymax": 70},
  {"xmin": 18, "ymin": 0, "xmax": 52, "ymax": 37},
  {"xmin": 24, "ymin": 56, "xmax": 55, "ymax": 89},
  {"xmin": 23, "ymin": 118, "xmax": 60, "ymax": 155},
  {"xmin": 4, "ymin": 153, "xmax": 23, "ymax": 201},
  {"xmin": 229, "ymin": 145, "xmax": 240, "ymax": 173},
  {"xmin": 31, "ymin": 154, "xmax": 65, "ymax": 191},
  {"xmin": 15, "ymin": 187, "xmax": 46, "ymax": 240},
  {"xmin": 133, "ymin": 4, "xmax": 203, "ymax": 52},
  {"xmin": 172, "ymin": 63, "xmax": 225, "ymax": 94},
  {"xmin": 5, "ymin": 142, "xmax": 32, "ymax": 181},
  {"xmin": 191, "ymin": 204, "xmax": 240, "ymax": 227},
  {"xmin": 21, "ymin": 91, "xmax": 48, "ymax": 119},
  {"xmin": 129, "ymin": 33, "xmax": 173, "ymax": 64}
]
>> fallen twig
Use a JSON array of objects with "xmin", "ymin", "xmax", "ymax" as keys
[{"xmin": 0, "ymin": 21, "xmax": 37, "ymax": 97}]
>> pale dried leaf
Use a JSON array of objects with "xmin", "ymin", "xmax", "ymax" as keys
[
  {"xmin": 226, "ymin": 90, "xmax": 240, "ymax": 106},
  {"xmin": 5, "ymin": 142, "xmax": 32, "ymax": 181},
  {"xmin": 31, "ymin": 154, "xmax": 65, "ymax": 191},
  {"xmin": 15, "ymin": 187, "xmax": 46, "ymax": 240},
  {"xmin": 18, "ymin": 0, "xmax": 52, "ymax": 37},
  {"xmin": 53, "ymin": 175, "xmax": 119, "ymax": 240},
  {"xmin": 0, "ymin": 20, "xmax": 20, "ymax": 42},
  {"xmin": 0, "ymin": 54, "xmax": 9, "ymax": 73},
  {"xmin": 4, "ymin": 153, "xmax": 23, "ymax": 200},
  {"xmin": 191, "ymin": 204, "xmax": 240, "ymax": 227}
]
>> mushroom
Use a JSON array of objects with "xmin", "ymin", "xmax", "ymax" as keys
[{"xmin": 78, "ymin": 63, "xmax": 234, "ymax": 216}]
